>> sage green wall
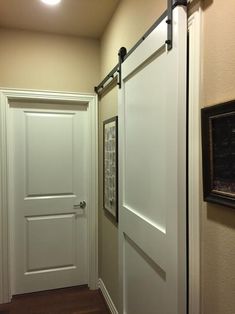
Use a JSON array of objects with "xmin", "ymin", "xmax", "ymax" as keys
[{"xmin": 98, "ymin": 0, "xmax": 166, "ymax": 308}]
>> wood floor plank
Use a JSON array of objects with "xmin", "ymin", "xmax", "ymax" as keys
[{"xmin": 0, "ymin": 286, "xmax": 110, "ymax": 314}]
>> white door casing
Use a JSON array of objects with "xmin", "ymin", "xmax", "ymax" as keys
[
  {"xmin": 0, "ymin": 90, "xmax": 98, "ymax": 302},
  {"xmin": 118, "ymin": 6, "xmax": 187, "ymax": 314},
  {"xmin": 188, "ymin": 9, "xmax": 202, "ymax": 314}
]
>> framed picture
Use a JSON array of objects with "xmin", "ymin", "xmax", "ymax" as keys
[
  {"xmin": 103, "ymin": 116, "xmax": 118, "ymax": 221},
  {"xmin": 201, "ymin": 100, "xmax": 235, "ymax": 208}
]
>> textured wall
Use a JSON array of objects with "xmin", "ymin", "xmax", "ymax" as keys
[
  {"xmin": 201, "ymin": 1, "xmax": 235, "ymax": 313},
  {"xmin": 100, "ymin": 0, "xmax": 166, "ymax": 77},
  {"xmin": 98, "ymin": 85, "xmax": 119, "ymax": 307},
  {"xmin": 98, "ymin": 0, "xmax": 166, "ymax": 308},
  {"xmin": 0, "ymin": 28, "xmax": 100, "ymax": 93},
  {"xmin": 99, "ymin": 0, "xmax": 235, "ymax": 312}
]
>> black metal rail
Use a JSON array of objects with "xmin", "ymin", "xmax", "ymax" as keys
[
  {"xmin": 94, "ymin": 64, "xmax": 119, "ymax": 94},
  {"xmin": 95, "ymin": 0, "xmax": 187, "ymax": 95}
]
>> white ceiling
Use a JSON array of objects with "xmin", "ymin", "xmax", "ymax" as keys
[{"xmin": 0, "ymin": 0, "xmax": 120, "ymax": 38}]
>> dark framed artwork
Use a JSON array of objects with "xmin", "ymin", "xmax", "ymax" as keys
[
  {"xmin": 103, "ymin": 116, "xmax": 118, "ymax": 221},
  {"xmin": 201, "ymin": 100, "xmax": 235, "ymax": 208}
]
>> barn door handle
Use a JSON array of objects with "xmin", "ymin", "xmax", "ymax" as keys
[{"xmin": 74, "ymin": 201, "xmax": 86, "ymax": 209}]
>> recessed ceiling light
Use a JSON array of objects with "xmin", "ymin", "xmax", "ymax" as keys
[{"xmin": 41, "ymin": 0, "xmax": 61, "ymax": 6}]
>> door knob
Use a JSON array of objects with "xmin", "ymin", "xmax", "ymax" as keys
[{"xmin": 74, "ymin": 201, "xmax": 86, "ymax": 209}]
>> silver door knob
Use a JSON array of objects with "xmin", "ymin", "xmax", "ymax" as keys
[{"xmin": 74, "ymin": 201, "xmax": 86, "ymax": 209}]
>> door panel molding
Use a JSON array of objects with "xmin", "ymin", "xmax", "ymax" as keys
[{"xmin": 0, "ymin": 89, "xmax": 98, "ymax": 303}]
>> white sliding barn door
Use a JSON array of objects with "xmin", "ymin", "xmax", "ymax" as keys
[
  {"xmin": 9, "ymin": 102, "xmax": 89, "ymax": 295},
  {"xmin": 119, "ymin": 6, "xmax": 187, "ymax": 314}
]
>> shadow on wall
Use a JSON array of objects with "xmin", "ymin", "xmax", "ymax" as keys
[
  {"xmin": 189, "ymin": 0, "xmax": 213, "ymax": 13},
  {"xmin": 104, "ymin": 209, "xmax": 118, "ymax": 227},
  {"xmin": 202, "ymin": 0, "xmax": 214, "ymax": 10},
  {"xmin": 207, "ymin": 203, "xmax": 235, "ymax": 230}
]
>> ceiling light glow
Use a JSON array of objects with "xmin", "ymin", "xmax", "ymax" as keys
[{"xmin": 41, "ymin": 0, "xmax": 61, "ymax": 6}]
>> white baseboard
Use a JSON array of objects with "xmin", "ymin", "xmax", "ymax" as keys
[{"xmin": 98, "ymin": 278, "xmax": 118, "ymax": 314}]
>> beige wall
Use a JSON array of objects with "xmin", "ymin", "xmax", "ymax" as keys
[
  {"xmin": 100, "ymin": 0, "xmax": 166, "ymax": 77},
  {"xmin": 98, "ymin": 0, "xmax": 166, "ymax": 308},
  {"xmin": 0, "ymin": 28, "xmax": 100, "ymax": 93},
  {"xmin": 100, "ymin": 0, "xmax": 235, "ymax": 312},
  {"xmin": 98, "ymin": 85, "xmax": 119, "ymax": 307},
  {"xmin": 1, "ymin": 1, "xmax": 234, "ymax": 313},
  {"xmin": 200, "ymin": 1, "xmax": 235, "ymax": 313}
]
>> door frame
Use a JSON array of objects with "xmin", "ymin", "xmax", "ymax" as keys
[
  {"xmin": 0, "ymin": 88, "xmax": 98, "ymax": 303},
  {"xmin": 188, "ymin": 7, "xmax": 202, "ymax": 314}
]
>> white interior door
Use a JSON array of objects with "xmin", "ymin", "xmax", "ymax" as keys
[
  {"xmin": 9, "ymin": 101, "xmax": 89, "ymax": 295},
  {"xmin": 119, "ymin": 6, "xmax": 187, "ymax": 314}
]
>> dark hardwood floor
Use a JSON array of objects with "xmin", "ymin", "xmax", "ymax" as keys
[{"xmin": 0, "ymin": 286, "xmax": 110, "ymax": 314}]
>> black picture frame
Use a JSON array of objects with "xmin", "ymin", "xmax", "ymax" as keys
[
  {"xmin": 103, "ymin": 116, "xmax": 118, "ymax": 222},
  {"xmin": 201, "ymin": 100, "xmax": 235, "ymax": 209}
]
